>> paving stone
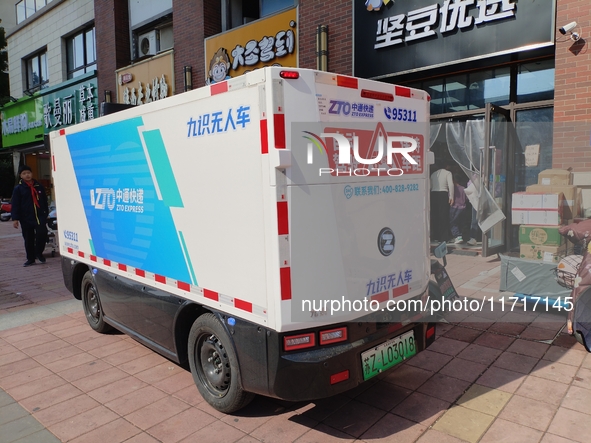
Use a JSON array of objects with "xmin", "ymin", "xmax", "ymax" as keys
[
  {"xmin": 515, "ymin": 375, "xmax": 570, "ymax": 406},
  {"xmin": 432, "ymin": 405, "xmax": 494, "ymax": 443},
  {"xmin": 455, "ymin": 384, "xmax": 511, "ymax": 416},
  {"xmin": 479, "ymin": 418, "xmax": 543, "ymax": 443},
  {"xmin": 498, "ymin": 394, "xmax": 557, "ymax": 431},
  {"xmin": 547, "ymin": 407, "xmax": 591, "ymax": 443},
  {"xmin": 391, "ymin": 391, "xmax": 450, "ymax": 426}
]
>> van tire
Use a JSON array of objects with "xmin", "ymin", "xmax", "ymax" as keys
[
  {"xmin": 81, "ymin": 271, "xmax": 112, "ymax": 333},
  {"xmin": 188, "ymin": 313, "xmax": 254, "ymax": 413}
]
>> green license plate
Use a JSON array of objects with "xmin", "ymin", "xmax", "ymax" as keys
[{"xmin": 361, "ymin": 330, "xmax": 416, "ymax": 381}]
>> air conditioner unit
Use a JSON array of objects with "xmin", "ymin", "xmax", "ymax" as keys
[{"xmin": 138, "ymin": 30, "xmax": 159, "ymax": 57}]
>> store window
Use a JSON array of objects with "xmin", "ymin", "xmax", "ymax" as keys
[
  {"xmin": 16, "ymin": 0, "xmax": 54, "ymax": 24},
  {"xmin": 517, "ymin": 60, "xmax": 554, "ymax": 103},
  {"xmin": 66, "ymin": 27, "xmax": 97, "ymax": 79},
  {"xmin": 223, "ymin": 0, "xmax": 295, "ymax": 30},
  {"xmin": 408, "ymin": 67, "xmax": 511, "ymax": 115},
  {"xmin": 24, "ymin": 50, "xmax": 48, "ymax": 93}
]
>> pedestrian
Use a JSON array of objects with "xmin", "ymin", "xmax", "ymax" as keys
[
  {"xmin": 11, "ymin": 164, "xmax": 49, "ymax": 267},
  {"xmin": 450, "ymin": 176, "xmax": 470, "ymax": 243},
  {"xmin": 430, "ymin": 163, "xmax": 454, "ymax": 243}
]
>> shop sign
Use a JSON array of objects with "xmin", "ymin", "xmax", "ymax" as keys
[
  {"xmin": 204, "ymin": 7, "xmax": 297, "ymax": 85},
  {"xmin": 1, "ymin": 98, "xmax": 44, "ymax": 148},
  {"xmin": 120, "ymin": 73, "xmax": 133, "ymax": 84},
  {"xmin": 116, "ymin": 51, "xmax": 174, "ymax": 106},
  {"xmin": 43, "ymin": 78, "xmax": 99, "ymax": 132},
  {"xmin": 354, "ymin": 0, "xmax": 555, "ymax": 79}
]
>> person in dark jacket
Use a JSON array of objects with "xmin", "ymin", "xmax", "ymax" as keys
[{"xmin": 11, "ymin": 164, "xmax": 49, "ymax": 266}]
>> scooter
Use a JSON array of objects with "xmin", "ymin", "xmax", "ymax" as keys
[
  {"xmin": 0, "ymin": 200, "xmax": 11, "ymax": 222},
  {"xmin": 429, "ymin": 241, "xmax": 459, "ymax": 316}
]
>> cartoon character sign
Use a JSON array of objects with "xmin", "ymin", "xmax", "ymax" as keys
[
  {"xmin": 206, "ymin": 48, "xmax": 232, "ymax": 85},
  {"xmin": 365, "ymin": 0, "xmax": 391, "ymax": 11}
]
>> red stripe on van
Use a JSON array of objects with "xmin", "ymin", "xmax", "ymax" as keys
[
  {"xmin": 90, "ymin": 255, "xmax": 97, "ymax": 262},
  {"xmin": 260, "ymin": 119, "xmax": 268, "ymax": 154},
  {"xmin": 392, "ymin": 284, "xmax": 409, "ymax": 297},
  {"xmin": 178, "ymin": 281, "xmax": 190, "ymax": 291},
  {"xmin": 395, "ymin": 86, "xmax": 411, "ymax": 98},
  {"xmin": 204, "ymin": 289, "xmax": 219, "ymax": 301},
  {"xmin": 210, "ymin": 81, "xmax": 228, "ymax": 95},
  {"xmin": 103, "ymin": 259, "xmax": 111, "ymax": 266},
  {"xmin": 67, "ymin": 247, "xmax": 73, "ymax": 254},
  {"xmin": 371, "ymin": 291, "xmax": 389, "ymax": 303},
  {"xmin": 274, "ymin": 114, "xmax": 286, "ymax": 149},
  {"xmin": 135, "ymin": 269, "xmax": 145, "ymax": 277},
  {"xmin": 52, "ymin": 155, "xmax": 56, "ymax": 171},
  {"xmin": 280, "ymin": 267, "xmax": 292, "ymax": 300},
  {"xmin": 78, "ymin": 251, "xmax": 84, "ymax": 258},
  {"xmin": 235, "ymin": 298, "xmax": 253, "ymax": 312},
  {"xmin": 155, "ymin": 274, "xmax": 166, "ymax": 284},
  {"xmin": 277, "ymin": 201, "xmax": 289, "ymax": 235},
  {"xmin": 118, "ymin": 263, "xmax": 127, "ymax": 271},
  {"xmin": 59, "ymin": 129, "xmax": 65, "ymax": 136}
]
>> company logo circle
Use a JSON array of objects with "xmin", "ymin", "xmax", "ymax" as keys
[
  {"xmin": 378, "ymin": 227, "xmax": 395, "ymax": 256},
  {"xmin": 344, "ymin": 185, "xmax": 353, "ymax": 199}
]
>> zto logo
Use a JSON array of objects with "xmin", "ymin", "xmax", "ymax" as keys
[
  {"xmin": 90, "ymin": 188, "xmax": 116, "ymax": 210},
  {"xmin": 302, "ymin": 129, "xmax": 419, "ymax": 177},
  {"xmin": 378, "ymin": 227, "xmax": 395, "ymax": 256}
]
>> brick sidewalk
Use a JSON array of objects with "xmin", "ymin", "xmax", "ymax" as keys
[{"xmin": 1, "ymin": 220, "xmax": 591, "ymax": 443}]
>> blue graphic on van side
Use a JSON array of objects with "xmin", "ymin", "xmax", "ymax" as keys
[{"xmin": 65, "ymin": 117, "xmax": 195, "ymax": 285}]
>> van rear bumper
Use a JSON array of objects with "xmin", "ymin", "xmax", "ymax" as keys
[{"xmin": 261, "ymin": 321, "xmax": 435, "ymax": 401}]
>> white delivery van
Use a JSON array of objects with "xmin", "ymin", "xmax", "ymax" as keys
[{"xmin": 51, "ymin": 67, "xmax": 439, "ymax": 413}]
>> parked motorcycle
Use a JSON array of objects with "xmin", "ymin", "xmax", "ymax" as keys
[{"xmin": 0, "ymin": 200, "xmax": 11, "ymax": 222}]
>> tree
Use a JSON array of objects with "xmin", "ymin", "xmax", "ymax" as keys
[{"xmin": 0, "ymin": 18, "xmax": 9, "ymax": 105}]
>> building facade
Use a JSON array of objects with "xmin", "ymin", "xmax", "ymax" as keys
[{"xmin": 1, "ymin": 0, "xmax": 590, "ymax": 254}]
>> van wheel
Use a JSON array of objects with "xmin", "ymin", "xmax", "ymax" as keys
[
  {"xmin": 188, "ymin": 313, "xmax": 254, "ymax": 413},
  {"xmin": 81, "ymin": 271, "xmax": 112, "ymax": 333}
]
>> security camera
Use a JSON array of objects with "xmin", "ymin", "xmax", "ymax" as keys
[{"xmin": 559, "ymin": 21, "xmax": 577, "ymax": 35}]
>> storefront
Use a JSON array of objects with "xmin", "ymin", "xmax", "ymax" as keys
[
  {"xmin": 354, "ymin": 0, "xmax": 556, "ymax": 255},
  {"xmin": 115, "ymin": 51, "xmax": 175, "ymax": 105},
  {"xmin": 1, "ymin": 72, "xmax": 99, "ymax": 202},
  {"xmin": 204, "ymin": 7, "xmax": 297, "ymax": 84}
]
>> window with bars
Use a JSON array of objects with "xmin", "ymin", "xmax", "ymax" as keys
[{"xmin": 66, "ymin": 26, "xmax": 96, "ymax": 79}]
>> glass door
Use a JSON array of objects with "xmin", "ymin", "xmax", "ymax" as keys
[{"xmin": 481, "ymin": 104, "xmax": 511, "ymax": 257}]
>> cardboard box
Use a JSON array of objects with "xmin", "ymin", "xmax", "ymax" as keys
[
  {"xmin": 511, "ymin": 192, "xmax": 564, "ymax": 211},
  {"xmin": 538, "ymin": 169, "xmax": 572, "ymax": 186},
  {"xmin": 573, "ymin": 172, "xmax": 591, "ymax": 186},
  {"xmin": 512, "ymin": 210, "xmax": 562, "ymax": 226},
  {"xmin": 526, "ymin": 184, "xmax": 581, "ymax": 219},
  {"xmin": 511, "ymin": 192, "xmax": 564, "ymax": 225},
  {"xmin": 519, "ymin": 244, "xmax": 567, "ymax": 263},
  {"xmin": 519, "ymin": 225, "xmax": 564, "ymax": 246}
]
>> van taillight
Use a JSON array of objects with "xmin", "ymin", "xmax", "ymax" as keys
[
  {"xmin": 284, "ymin": 332, "xmax": 315, "ymax": 351},
  {"xmin": 319, "ymin": 327, "xmax": 348, "ymax": 345},
  {"xmin": 280, "ymin": 70, "xmax": 300, "ymax": 79},
  {"xmin": 361, "ymin": 89, "xmax": 394, "ymax": 102}
]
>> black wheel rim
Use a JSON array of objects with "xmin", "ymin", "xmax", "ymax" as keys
[
  {"xmin": 84, "ymin": 283, "xmax": 100, "ymax": 326},
  {"xmin": 196, "ymin": 332, "xmax": 231, "ymax": 397}
]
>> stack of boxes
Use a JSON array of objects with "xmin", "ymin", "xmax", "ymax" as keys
[{"xmin": 511, "ymin": 169, "xmax": 580, "ymax": 263}]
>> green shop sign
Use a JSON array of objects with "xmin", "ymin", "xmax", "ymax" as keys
[
  {"xmin": 1, "ymin": 98, "xmax": 44, "ymax": 148},
  {"xmin": 43, "ymin": 74, "xmax": 98, "ymax": 133}
]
